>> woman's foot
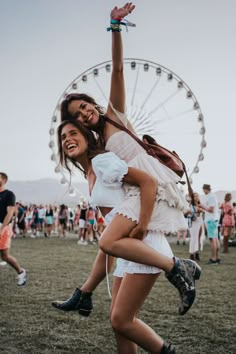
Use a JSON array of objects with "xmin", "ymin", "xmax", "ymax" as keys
[
  {"xmin": 165, "ymin": 257, "xmax": 201, "ymax": 315},
  {"xmin": 52, "ymin": 288, "xmax": 93, "ymax": 317},
  {"xmin": 161, "ymin": 342, "xmax": 177, "ymax": 354}
]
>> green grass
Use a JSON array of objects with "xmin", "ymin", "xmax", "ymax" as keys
[{"xmin": 0, "ymin": 235, "xmax": 236, "ymax": 354}]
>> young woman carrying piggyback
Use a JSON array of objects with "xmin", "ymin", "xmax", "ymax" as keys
[{"xmin": 53, "ymin": 5, "xmax": 201, "ymax": 351}]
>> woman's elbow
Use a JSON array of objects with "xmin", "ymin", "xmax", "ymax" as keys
[{"xmin": 150, "ymin": 177, "xmax": 158, "ymax": 193}]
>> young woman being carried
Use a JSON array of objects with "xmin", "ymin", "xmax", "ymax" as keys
[{"xmin": 53, "ymin": 3, "xmax": 201, "ymax": 320}]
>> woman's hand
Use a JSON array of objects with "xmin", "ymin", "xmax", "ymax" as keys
[
  {"xmin": 129, "ymin": 222, "xmax": 148, "ymax": 240},
  {"xmin": 110, "ymin": 2, "xmax": 135, "ymax": 20}
]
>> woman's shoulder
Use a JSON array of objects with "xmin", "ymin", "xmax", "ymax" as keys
[
  {"xmin": 92, "ymin": 152, "xmax": 122, "ymax": 166},
  {"xmin": 92, "ymin": 152, "xmax": 128, "ymax": 184}
]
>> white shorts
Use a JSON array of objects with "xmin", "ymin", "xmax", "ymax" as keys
[
  {"xmin": 113, "ymin": 230, "xmax": 174, "ymax": 277},
  {"xmin": 79, "ymin": 219, "xmax": 87, "ymax": 228}
]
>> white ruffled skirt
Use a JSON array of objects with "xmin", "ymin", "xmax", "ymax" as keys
[
  {"xmin": 108, "ymin": 198, "xmax": 188, "ymax": 234},
  {"xmin": 113, "ymin": 230, "xmax": 174, "ymax": 277}
]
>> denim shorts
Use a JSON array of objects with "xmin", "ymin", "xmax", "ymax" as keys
[{"xmin": 206, "ymin": 220, "xmax": 218, "ymax": 238}]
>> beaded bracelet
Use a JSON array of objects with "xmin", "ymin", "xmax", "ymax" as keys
[{"xmin": 107, "ymin": 18, "xmax": 136, "ymax": 32}]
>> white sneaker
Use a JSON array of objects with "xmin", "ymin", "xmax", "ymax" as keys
[
  {"xmin": 0, "ymin": 261, "xmax": 7, "ymax": 266},
  {"xmin": 77, "ymin": 239, "xmax": 84, "ymax": 245},
  {"xmin": 17, "ymin": 269, "xmax": 27, "ymax": 286}
]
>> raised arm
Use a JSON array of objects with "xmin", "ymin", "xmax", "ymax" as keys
[{"xmin": 107, "ymin": 3, "xmax": 135, "ymax": 131}]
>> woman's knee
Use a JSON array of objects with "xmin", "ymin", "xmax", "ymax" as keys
[
  {"xmin": 110, "ymin": 309, "xmax": 129, "ymax": 333},
  {"xmin": 99, "ymin": 236, "xmax": 113, "ymax": 254},
  {"xmin": 1, "ymin": 250, "xmax": 8, "ymax": 261}
]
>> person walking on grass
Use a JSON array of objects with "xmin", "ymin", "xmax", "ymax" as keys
[
  {"xmin": 200, "ymin": 184, "xmax": 220, "ymax": 264},
  {"xmin": 0, "ymin": 172, "xmax": 27, "ymax": 286}
]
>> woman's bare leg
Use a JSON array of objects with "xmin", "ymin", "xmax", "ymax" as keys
[
  {"xmin": 0, "ymin": 249, "xmax": 22, "ymax": 273},
  {"xmin": 111, "ymin": 276, "xmax": 138, "ymax": 354},
  {"xmin": 99, "ymin": 214, "xmax": 201, "ymax": 316},
  {"xmin": 81, "ymin": 250, "xmax": 114, "ymax": 292},
  {"xmin": 99, "ymin": 214, "xmax": 174, "ymax": 272},
  {"xmin": 111, "ymin": 273, "xmax": 165, "ymax": 353},
  {"xmin": 52, "ymin": 250, "xmax": 115, "ymax": 312}
]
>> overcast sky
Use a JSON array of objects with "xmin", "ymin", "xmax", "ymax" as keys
[{"xmin": 1, "ymin": 0, "xmax": 235, "ymax": 194}]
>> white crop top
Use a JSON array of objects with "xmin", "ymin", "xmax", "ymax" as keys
[{"xmin": 91, "ymin": 152, "xmax": 128, "ymax": 208}]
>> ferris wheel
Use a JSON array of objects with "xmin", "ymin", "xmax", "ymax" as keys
[{"xmin": 49, "ymin": 58, "xmax": 206, "ymax": 196}]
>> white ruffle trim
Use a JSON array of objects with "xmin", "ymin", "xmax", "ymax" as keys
[
  {"xmin": 113, "ymin": 230, "xmax": 174, "ymax": 278},
  {"xmin": 113, "ymin": 198, "xmax": 188, "ymax": 234}
]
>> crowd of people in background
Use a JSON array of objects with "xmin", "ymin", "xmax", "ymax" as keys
[
  {"xmin": 13, "ymin": 201, "xmax": 105, "ymax": 244},
  {"xmin": 176, "ymin": 185, "xmax": 236, "ymax": 264},
  {"xmin": 12, "ymin": 186, "xmax": 236, "ymax": 261}
]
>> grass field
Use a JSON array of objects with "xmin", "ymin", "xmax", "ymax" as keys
[{"xmin": 0, "ymin": 234, "xmax": 236, "ymax": 354}]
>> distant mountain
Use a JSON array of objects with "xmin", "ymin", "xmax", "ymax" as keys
[
  {"xmin": 6, "ymin": 178, "xmax": 236, "ymax": 206},
  {"xmin": 7, "ymin": 178, "xmax": 89, "ymax": 206}
]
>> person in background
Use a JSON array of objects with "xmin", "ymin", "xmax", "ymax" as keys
[
  {"xmin": 38, "ymin": 204, "xmax": 46, "ymax": 233},
  {"xmin": 31, "ymin": 205, "xmax": 39, "ymax": 237},
  {"xmin": 0, "ymin": 172, "xmax": 27, "ymax": 286},
  {"xmin": 220, "ymin": 193, "xmax": 235, "ymax": 253},
  {"xmin": 96, "ymin": 208, "xmax": 106, "ymax": 237},
  {"xmin": 200, "ymin": 184, "xmax": 220, "ymax": 264},
  {"xmin": 189, "ymin": 193, "xmax": 204, "ymax": 261},
  {"xmin": 25, "ymin": 206, "xmax": 34, "ymax": 234},
  {"xmin": 78, "ymin": 201, "xmax": 88, "ymax": 245},
  {"xmin": 86, "ymin": 206, "xmax": 98, "ymax": 243},
  {"xmin": 53, "ymin": 205, "xmax": 59, "ymax": 234},
  {"xmin": 16, "ymin": 202, "xmax": 27, "ymax": 237},
  {"xmin": 45, "ymin": 205, "xmax": 54, "ymax": 237},
  {"xmin": 233, "ymin": 202, "xmax": 236, "ymax": 239},
  {"xmin": 68, "ymin": 207, "xmax": 75, "ymax": 232},
  {"xmin": 74, "ymin": 204, "xmax": 81, "ymax": 232},
  {"xmin": 58, "ymin": 204, "xmax": 68, "ymax": 237}
]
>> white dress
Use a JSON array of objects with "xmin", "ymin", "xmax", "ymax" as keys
[
  {"xmin": 91, "ymin": 152, "xmax": 187, "ymax": 277},
  {"xmin": 106, "ymin": 131, "xmax": 188, "ymax": 213}
]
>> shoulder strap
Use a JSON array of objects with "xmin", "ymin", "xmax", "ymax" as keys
[
  {"xmin": 105, "ymin": 116, "xmax": 183, "ymax": 161},
  {"xmin": 104, "ymin": 115, "xmax": 194, "ymax": 202},
  {"xmin": 105, "ymin": 116, "xmax": 152, "ymax": 151}
]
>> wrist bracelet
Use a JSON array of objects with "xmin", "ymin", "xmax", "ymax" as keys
[{"xmin": 107, "ymin": 18, "xmax": 136, "ymax": 33}]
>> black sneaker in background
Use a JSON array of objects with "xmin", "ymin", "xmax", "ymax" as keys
[{"xmin": 206, "ymin": 259, "xmax": 217, "ymax": 265}]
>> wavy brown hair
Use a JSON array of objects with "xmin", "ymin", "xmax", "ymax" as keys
[
  {"xmin": 57, "ymin": 119, "xmax": 105, "ymax": 178},
  {"xmin": 60, "ymin": 93, "xmax": 107, "ymax": 147},
  {"xmin": 224, "ymin": 193, "xmax": 232, "ymax": 202}
]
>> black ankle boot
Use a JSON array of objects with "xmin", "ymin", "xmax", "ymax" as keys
[
  {"xmin": 195, "ymin": 252, "xmax": 200, "ymax": 261},
  {"xmin": 165, "ymin": 257, "xmax": 201, "ymax": 315},
  {"xmin": 160, "ymin": 342, "xmax": 177, "ymax": 354},
  {"xmin": 52, "ymin": 288, "xmax": 93, "ymax": 316}
]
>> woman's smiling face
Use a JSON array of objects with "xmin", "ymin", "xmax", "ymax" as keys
[
  {"xmin": 61, "ymin": 123, "xmax": 88, "ymax": 159},
  {"xmin": 68, "ymin": 99, "xmax": 100, "ymax": 127}
]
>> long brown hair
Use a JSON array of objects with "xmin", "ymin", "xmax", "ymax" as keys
[
  {"xmin": 60, "ymin": 93, "xmax": 107, "ymax": 146},
  {"xmin": 57, "ymin": 119, "xmax": 105, "ymax": 178},
  {"xmin": 224, "ymin": 193, "xmax": 232, "ymax": 202}
]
